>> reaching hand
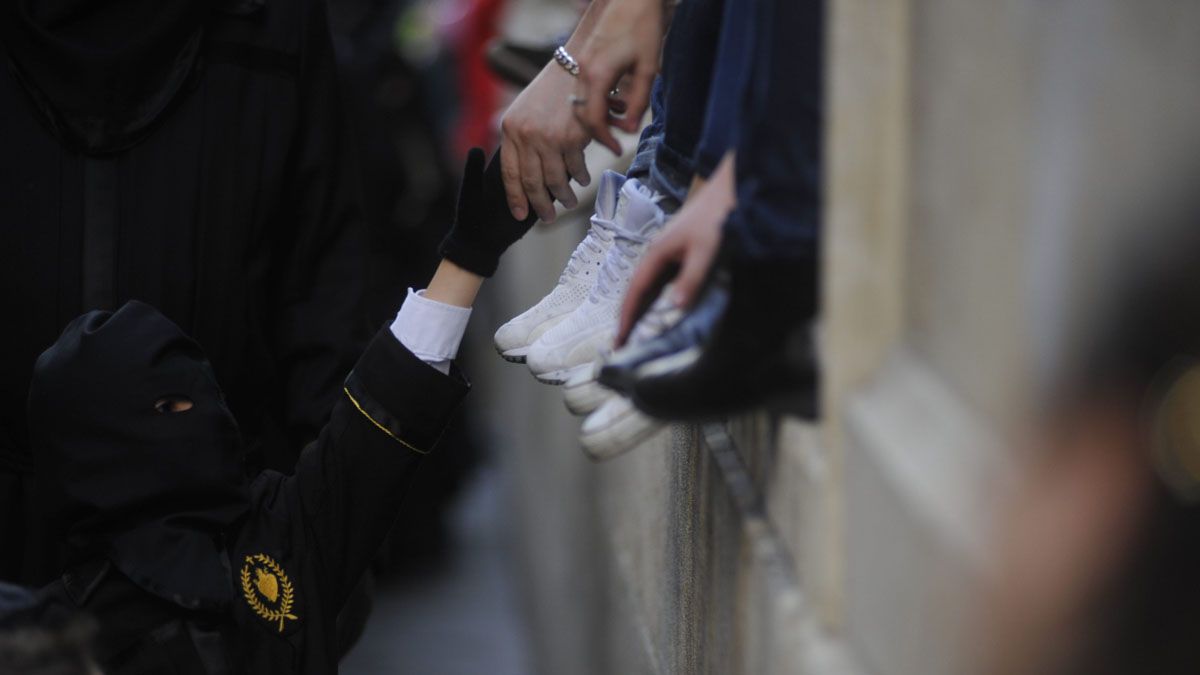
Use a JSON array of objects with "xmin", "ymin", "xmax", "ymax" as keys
[
  {"xmin": 500, "ymin": 64, "xmax": 593, "ymax": 223},
  {"xmin": 617, "ymin": 154, "xmax": 736, "ymax": 345},
  {"xmin": 572, "ymin": 0, "xmax": 664, "ymax": 155},
  {"xmin": 439, "ymin": 148, "xmax": 539, "ymax": 278}
]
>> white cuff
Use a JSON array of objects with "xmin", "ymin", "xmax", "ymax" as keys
[{"xmin": 390, "ymin": 288, "xmax": 472, "ymax": 375}]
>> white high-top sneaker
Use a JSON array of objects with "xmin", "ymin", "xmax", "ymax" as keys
[
  {"xmin": 562, "ymin": 290, "xmax": 682, "ymax": 415},
  {"xmin": 526, "ymin": 178, "xmax": 666, "ymax": 384},
  {"xmin": 577, "ymin": 292, "xmax": 682, "ymax": 459},
  {"xmin": 580, "ymin": 395, "xmax": 665, "ymax": 461},
  {"xmin": 493, "ymin": 170, "xmax": 626, "ymax": 363}
]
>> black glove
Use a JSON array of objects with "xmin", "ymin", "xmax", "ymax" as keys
[{"xmin": 439, "ymin": 147, "xmax": 539, "ymax": 277}]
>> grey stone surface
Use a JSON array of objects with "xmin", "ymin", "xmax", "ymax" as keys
[
  {"xmin": 468, "ymin": 3, "xmax": 1200, "ymax": 675},
  {"xmin": 340, "ymin": 467, "xmax": 535, "ymax": 675}
]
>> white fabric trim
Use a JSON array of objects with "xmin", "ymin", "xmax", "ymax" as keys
[{"xmin": 389, "ymin": 288, "xmax": 472, "ymax": 375}]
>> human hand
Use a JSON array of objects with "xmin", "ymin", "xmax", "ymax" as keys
[
  {"xmin": 499, "ymin": 63, "xmax": 593, "ymax": 223},
  {"xmin": 572, "ymin": 0, "xmax": 663, "ymax": 155},
  {"xmin": 617, "ymin": 155, "xmax": 737, "ymax": 345},
  {"xmin": 440, "ymin": 148, "xmax": 539, "ymax": 278}
]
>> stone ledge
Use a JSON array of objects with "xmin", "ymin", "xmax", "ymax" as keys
[
  {"xmin": 842, "ymin": 347, "xmax": 1009, "ymax": 675},
  {"xmin": 596, "ymin": 420, "xmax": 866, "ymax": 675}
]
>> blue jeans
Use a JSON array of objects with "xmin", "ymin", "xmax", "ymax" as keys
[
  {"xmin": 633, "ymin": 0, "xmax": 758, "ymax": 200},
  {"xmin": 627, "ymin": 78, "xmax": 666, "ymax": 184},
  {"xmin": 693, "ymin": 0, "xmax": 757, "ymax": 178},
  {"xmin": 724, "ymin": 0, "xmax": 823, "ymax": 264},
  {"xmin": 629, "ymin": 79, "xmax": 689, "ymax": 206}
]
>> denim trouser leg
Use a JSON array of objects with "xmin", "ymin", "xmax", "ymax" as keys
[
  {"xmin": 626, "ymin": 79, "xmax": 689, "ymax": 206},
  {"xmin": 725, "ymin": 0, "xmax": 824, "ymax": 264},
  {"xmin": 627, "ymin": 77, "xmax": 665, "ymax": 181},
  {"xmin": 692, "ymin": 0, "xmax": 757, "ymax": 178},
  {"xmin": 648, "ymin": 0, "xmax": 727, "ymax": 203}
]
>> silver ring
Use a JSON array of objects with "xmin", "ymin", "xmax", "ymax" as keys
[{"xmin": 567, "ymin": 94, "xmax": 588, "ymax": 106}]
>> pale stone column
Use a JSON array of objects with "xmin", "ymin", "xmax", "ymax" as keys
[
  {"xmin": 821, "ymin": 1, "xmax": 1200, "ymax": 674},
  {"xmin": 481, "ymin": 2, "xmax": 1200, "ymax": 673}
]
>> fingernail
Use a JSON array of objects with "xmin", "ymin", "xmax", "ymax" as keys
[
  {"xmin": 673, "ymin": 289, "xmax": 688, "ymax": 306},
  {"xmin": 513, "ymin": 207, "xmax": 527, "ymax": 219}
]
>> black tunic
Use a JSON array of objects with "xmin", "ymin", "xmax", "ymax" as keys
[
  {"xmin": 41, "ymin": 327, "xmax": 469, "ymax": 673},
  {"xmin": 0, "ymin": 0, "xmax": 366, "ymax": 583}
]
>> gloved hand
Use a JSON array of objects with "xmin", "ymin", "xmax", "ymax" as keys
[{"xmin": 439, "ymin": 147, "xmax": 540, "ymax": 277}]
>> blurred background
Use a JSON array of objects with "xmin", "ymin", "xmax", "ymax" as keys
[{"xmin": 329, "ymin": 0, "xmax": 1200, "ymax": 673}]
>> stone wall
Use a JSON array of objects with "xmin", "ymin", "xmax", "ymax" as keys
[{"xmin": 478, "ymin": 2, "xmax": 1200, "ymax": 673}]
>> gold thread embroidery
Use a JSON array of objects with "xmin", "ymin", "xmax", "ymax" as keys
[
  {"xmin": 240, "ymin": 554, "xmax": 298, "ymax": 633},
  {"xmin": 342, "ymin": 386, "xmax": 428, "ymax": 454}
]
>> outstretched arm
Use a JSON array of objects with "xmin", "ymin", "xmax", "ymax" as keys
[{"xmin": 252, "ymin": 148, "xmax": 535, "ymax": 611}]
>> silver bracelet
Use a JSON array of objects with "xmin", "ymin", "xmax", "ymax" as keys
[{"xmin": 553, "ymin": 45, "xmax": 580, "ymax": 77}]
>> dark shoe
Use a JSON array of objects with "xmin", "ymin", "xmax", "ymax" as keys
[
  {"xmin": 597, "ymin": 282, "xmax": 730, "ymax": 395},
  {"xmin": 628, "ymin": 262, "xmax": 819, "ymax": 421},
  {"xmin": 486, "ymin": 39, "xmax": 556, "ymax": 88}
]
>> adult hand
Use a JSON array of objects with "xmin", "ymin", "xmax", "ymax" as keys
[
  {"xmin": 499, "ymin": 63, "xmax": 592, "ymax": 223},
  {"xmin": 572, "ymin": 0, "xmax": 663, "ymax": 155},
  {"xmin": 617, "ymin": 154, "xmax": 737, "ymax": 345}
]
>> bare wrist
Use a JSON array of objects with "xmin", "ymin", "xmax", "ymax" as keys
[{"xmin": 425, "ymin": 259, "xmax": 484, "ymax": 309}]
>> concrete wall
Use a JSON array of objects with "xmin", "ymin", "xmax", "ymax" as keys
[{"xmin": 479, "ymin": 2, "xmax": 1200, "ymax": 673}]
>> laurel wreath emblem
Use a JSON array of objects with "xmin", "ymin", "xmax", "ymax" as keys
[{"xmin": 240, "ymin": 553, "xmax": 298, "ymax": 632}]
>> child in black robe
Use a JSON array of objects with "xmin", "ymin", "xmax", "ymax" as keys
[{"xmin": 25, "ymin": 149, "xmax": 533, "ymax": 674}]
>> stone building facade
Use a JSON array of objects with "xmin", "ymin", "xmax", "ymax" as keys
[{"xmin": 476, "ymin": 1, "xmax": 1200, "ymax": 673}]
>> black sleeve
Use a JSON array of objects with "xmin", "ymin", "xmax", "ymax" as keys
[
  {"xmin": 268, "ymin": 0, "xmax": 368, "ymax": 463},
  {"xmin": 284, "ymin": 327, "xmax": 469, "ymax": 609}
]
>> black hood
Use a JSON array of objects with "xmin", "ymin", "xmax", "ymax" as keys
[
  {"xmin": 28, "ymin": 301, "xmax": 247, "ymax": 610},
  {"xmin": 0, "ymin": 0, "xmax": 215, "ymax": 154}
]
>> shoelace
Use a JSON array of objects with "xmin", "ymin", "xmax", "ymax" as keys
[
  {"xmin": 590, "ymin": 184, "xmax": 668, "ymax": 302},
  {"xmin": 592, "ymin": 229, "xmax": 653, "ymax": 302},
  {"xmin": 561, "ymin": 212, "xmax": 618, "ymax": 281},
  {"xmin": 645, "ymin": 299, "xmax": 682, "ymax": 332},
  {"xmin": 629, "ymin": 295, "xmax": 683, "ymax": 343}
]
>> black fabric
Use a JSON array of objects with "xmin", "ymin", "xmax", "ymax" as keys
[
  {"xmin": 0, "ymin": 578, "xmax": 92, "ymax": 655},
  {"xmin": 0, "ymin": 580, "xmax": 37, "ymax": 623},
  {"xmin": 29, "ymin": 301, "xmax": 249, "ymax": 610},
  {"xmin": 43, "ymin": 562, "xmax": 233, "ymax": 674},
  {"xmin": 0, "ymin": 0, "xmax": 215, "ymax": 154},
  {"xmin": 628, "ymin": 265, "xmax": 819, "ymax": 422},
  {"xmin": 81, "ymin": 159, "xmax": 118, "ymax": 309},
  {"xmin": 438, "ymin": 147, "xmax": 538, "ymax": 277},
  {"xmin": 343, "ymin": 328, "xmax": 471, "ymax": 454},
  {"xmin": 0, "ymin": 0, "xmax": 366, "ymax": 585},
  {"xmin": 38, "ymin": 321, "xmax": 468, "ymax": 674}
]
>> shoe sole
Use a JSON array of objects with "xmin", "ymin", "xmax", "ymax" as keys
[
  {"xmin": 580, "ymin": 405, "xmax": 665, "ymax": 461},
  {"xmin": 563, "ymin": 379, "xmax": 612, "ymax": 416},
  {"xmin": 496, "ymin": 345, "xmax": 530, "ymax": 364},
  {"xmin": 532, "ymin": 362, "xmax": 592, "ymax": 386},
  {"xmin": 495, "ymin": 311, "xmax": 581, "ymax": 365}
]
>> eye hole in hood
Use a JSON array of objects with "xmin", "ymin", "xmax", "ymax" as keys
[
  {"xmin": 28, "ymin": 300, "xmax": 248, "ymax": 610},
  {"xmin": 154, "ymin": 396, "xmax": 195, "ymax": 414}
]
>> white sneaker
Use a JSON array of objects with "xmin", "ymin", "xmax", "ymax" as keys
[
  {"xmin": 562, "ymin": 361, "xmax": 609, "ymax": 416},
  {"xmin": 575, "ymin": 291, "xmax": 681, "ymax": 457},
  {"xmin": 493, "ymin": 170, "xmax": 626, "ymax": 362},
  {"xmin": 580, "ymin": 396, "xmax": 665, "ymax": 461},
  {"xmin": 526, "ymin": 178, "xmax": 666, "ymax": 384},
  {"xmin": 562, "ymin": 290, "xmax": 682, "ymax": 416}
]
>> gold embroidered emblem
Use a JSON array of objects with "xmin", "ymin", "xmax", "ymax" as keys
[{"xmin": 240, "ymin": 554, "xmax": 298, "ymax": 632}]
